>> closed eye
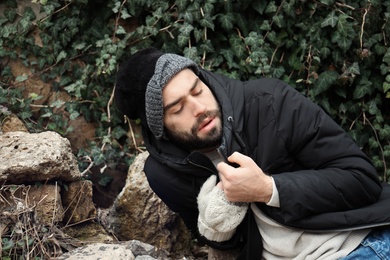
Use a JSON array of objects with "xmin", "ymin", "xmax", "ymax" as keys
[
  {"xmin": 193, "ymin": 88, "xmax": 203, "ymax": 96},
  {"xmin": 173, "ymin": 105, "xmax": 183, "ymax": 114}
]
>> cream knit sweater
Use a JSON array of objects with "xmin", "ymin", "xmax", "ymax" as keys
[{"xmin": 251, "ymin": 204, "xmax": 370, "ymax": 260}]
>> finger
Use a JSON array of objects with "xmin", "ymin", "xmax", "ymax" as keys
[
  {"xmin": 216, "ymin": 161, "xmax": 234, "ymax": 180},
  {"xmin": 227, "ymin": 151, "xmax": 250, "ymax": 167}
]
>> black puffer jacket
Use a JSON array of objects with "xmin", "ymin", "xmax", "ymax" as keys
[{"xmin": 142, "ymin": 69, "xmax": 390, "ymax": 258}]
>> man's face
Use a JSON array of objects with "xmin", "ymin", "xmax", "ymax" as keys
[{"xmin": 162, "ymin": 68, "xmax": 222, "ymax": 151}]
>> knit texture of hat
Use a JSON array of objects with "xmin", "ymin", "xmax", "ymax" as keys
[
  {"xmin": 115, "ymin": 47, "xmax": 163, "ymax": 121},
  {"xmin": 145, "ymin": 53, "xmax": 198, "ymax": 140}
]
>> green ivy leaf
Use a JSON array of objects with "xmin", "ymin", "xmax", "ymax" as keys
[
  {"xmin": 265, "ymin": 1, "xmax": 277, "ymax": 13},
  {"xmin": 346, "ymin": 62, "xmax": 360, "ymax": 75},
  {"xmin": 51, "ymin": 100, "xmax": 65, "ymax": 108},
  {"xmin": 379, "ymin": 124, "xmax": 390, "ymax": 139},
  {"xmin": 260, "ymin": 20, "xmax": 271, "ymax": 31},
  {"xmin": 200, "ymin": 17, "xmax": 215, "ymax": 30},
  {"xmin": 218, "ymin": 13, "xmax": 234, "ymax": 30},
  {"xmin": 116, "ymin": 25, "xmax": 126, "ymax": 35},
  {"xmin": 319, "ymin": 0, "xmax": 335, "ymax": 6},
  {"xmin": 183, "ymin": 47, "xmax": 198, "ymax": 61},
  {"xmin": 313, "ymin": 70, "xmax": 338, "ymax": 96},
  {"xmin": 176, "ymin": 0, "xmax": 188, "ymax": 10},
  {"xmin": 245, "ymin": 31, "xmax": 259, "ymax": 46},
  {"xmin": 177, "ymin": 34, "xmax": 189, "ymax": 47},
  {"xmin": 56, "ymin": 51, "xmax": 67, "ymax": 63},
  {"xmin": 321, "ymin": 10, "xmax": 338, "ymax": 28},
  {"xmin": 19, "ymin": 111, "xmax": 32, "ymax": 119},
  {"xmin": 3, "ymin": 9, "xmax": 17, "ymax": 22},
  {"xmin": 203, "ymin": 2, "xmax": 214, "ymax": 15},
  {"xmin": 179, "ymin": 23, "xmax": 194, "ymax": 36},
  {"xmin": 112, "ymin": 126, "xmax": 128, "ymax": 139},
  {"xmin": 2, "ymin": 238, "xmax": 14, "ymax": 251},
  {"xmin": 272, "ymin": 14, "xmax": 284, "ymax": 28},
  {"xmin": 15, "ymin": 74, "xmax": 28, "ymax": 82},
  {"xmin": 368, "ymin": 100, "xmax": 379, "ymax": 115},
  {"xmin": 353, "ymin": 78, "xmax": 372, "ymax": 99},
  {"xmin": 331, "ymin": 31, "xmax": 352, "ymax": 51},
  {"xmin": 318, "ymin": 97, "xmax": 332, "ymax": 115},
  {"xmin": 383, "ymin": 49, "xmax": 390, "ymax": 66},
  {"xmin": 111, "ymin": 1, "xmax": 121, "ymax": 13},
  {"xmin": 251, "ymin": 1, "xmax": 267, "ymax": 15},
  {"xmin": 383, "ymin": 82, "xmax": 390, "ymax": 93},
  {"xmin": 334, "ymin": 87, "xmax": 346, "ymax": 98},
  {"xmin": 98, "ymin": 174, "xmax": 113, "ymax": 186},
  {"xmin": 181, "ymin": 10, "xmax": 194, "ymax": 23},
  {"xmin": 272, "ymin": 66, "xmax": 285, "ymax": 79},
  {"xmin": 69, "ymin": 111, "xmax": 80, "ymax": 120},
  {"xmin": 337, "ymin": 15, "xmax": 354, "ymax": 34},
  {"xmin": 1, "ymin": 24, "xmax": 17, "ymax": 37},
  {"xmin": 229, "ymin": 34, "xmax": 245, "ymax": 58},
  {"xmin": 221, "ymin": 49, "xmax": 235, "ymax": 67}
]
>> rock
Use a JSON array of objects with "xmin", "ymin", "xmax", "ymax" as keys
[
  {"xmin": 28, "ymin": 184, "xmax": 64, "ymax": 225},
  {"xmin": 62, "ymin": 221, "xmax": 114, "ymax": 243},
  {"xmin": 125, "ymin": 239, "xmax": 169, "ymax": 259},
  {"xmin": 61, "ymin": 180, "xmax": 96, "ymax": 224},
  {"xmin": 0, "ymin": 131, "xmax": 81, "ymax": 184},
  {"xmin": 0, "ymin": 114, "xmax": 28, "ymax": 133},
  {"xmin": 103, "ymin": 152, "xmax": 192, "ymax": 256},
  {"xmin": 56, "ymin": 240, "xmax": 169, "ymax": 260},
  {"xmin": 56, "ymin": 242, "xmax": 135, "ymax": 260}
]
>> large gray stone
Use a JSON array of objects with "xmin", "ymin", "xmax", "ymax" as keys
[
  {"xmin": 103, "ymin": 152, "xmax": 192, "ymax": 256},
  {"xmin": 56, "ymin": 242, "xmax": 136, "ymax": 260},
  {"xmin": 57, "ymin": 240, "xmax": 169, "ymax": 260},
  {"xmin": 0, "ymin": 131, "xmax": 81, "ymax": 184}
]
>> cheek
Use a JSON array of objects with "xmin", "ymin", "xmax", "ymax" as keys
[
  {"xmin": 165, "ymin": 113, "xmax": 194, "ymax": 132},
  {"xmin": 164, "ymin": 115, "xmax": 185, "ymax": 132}
]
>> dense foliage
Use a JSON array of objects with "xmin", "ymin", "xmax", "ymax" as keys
[{"xmin": 1, "ymin": 0, "xmax": 389, "ymax": 186}]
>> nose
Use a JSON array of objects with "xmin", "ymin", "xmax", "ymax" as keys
[{"xmin": 189, "ymin": 97, "xmax": 207, "ymax": 117}]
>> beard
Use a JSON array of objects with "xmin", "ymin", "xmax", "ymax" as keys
[{"xmin": 165, "ymin": 109, "xmax": 222, "ymax": 151}]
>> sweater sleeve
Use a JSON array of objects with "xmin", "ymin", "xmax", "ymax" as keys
[
  {"xmin": 269, "ymin": 80, "xmax": 382, "ymax": 223},
  {"xmin": 266, "ymin": 178, "xmax": 280, "ymax": 208}
]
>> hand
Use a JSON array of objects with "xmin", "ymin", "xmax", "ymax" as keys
[{"xmin": 217, "ymin": 152, "xmax": 273, "ymax": 203}]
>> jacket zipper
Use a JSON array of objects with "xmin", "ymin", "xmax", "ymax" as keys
[{"xmin": 188, "ymin": 159, "xmax": 217, "ymax": 174}]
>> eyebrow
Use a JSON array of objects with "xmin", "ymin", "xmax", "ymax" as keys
[{"xmin": 163, "ymin": 77, "xmax": 199, "ymax": 112}]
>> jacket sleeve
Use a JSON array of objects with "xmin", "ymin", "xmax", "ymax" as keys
[{"xmin": 268, "ymin": 79, "xmax": 382, "ymax": 223}]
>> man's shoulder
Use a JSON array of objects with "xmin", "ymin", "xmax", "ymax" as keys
[{"xmin": 243, "ymin": 77, "xmax": 289, "ymax": 93}]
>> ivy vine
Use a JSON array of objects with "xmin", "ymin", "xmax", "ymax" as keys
[{"xmin": 1, "ymin": 0, "xmax": 389, "ymax": 183}]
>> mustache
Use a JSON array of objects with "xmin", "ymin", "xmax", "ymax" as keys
[{"xmin": 191, "ymin": 109, "xmax": 221, "ymax": 134}]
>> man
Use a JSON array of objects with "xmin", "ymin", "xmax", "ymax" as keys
[{"xmin": 114, "ymin": 47, "xmax": 390, "ymax": 259}]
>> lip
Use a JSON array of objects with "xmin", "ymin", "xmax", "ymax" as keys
[{"xmin": 198, "ymin": 117, "xmax": 215, "ymax": 132}]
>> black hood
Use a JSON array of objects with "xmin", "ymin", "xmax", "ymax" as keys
[{"xmin": 141, "ymin": 69, "xmax": 247, "ymax": 176}]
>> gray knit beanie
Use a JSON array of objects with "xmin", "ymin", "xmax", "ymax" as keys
[{"xmin": 145, "ymin": 53, "xmax": 199, "ymax": 140}]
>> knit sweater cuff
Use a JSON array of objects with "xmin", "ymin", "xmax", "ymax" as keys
[{"xmin": 197, "ymin": 218, "xmax": 236, "ymax": 242}]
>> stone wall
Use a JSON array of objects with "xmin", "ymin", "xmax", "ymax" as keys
[{"xmin": 0, "ymin": 116, "xmax": 200, "ymax": 259}]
